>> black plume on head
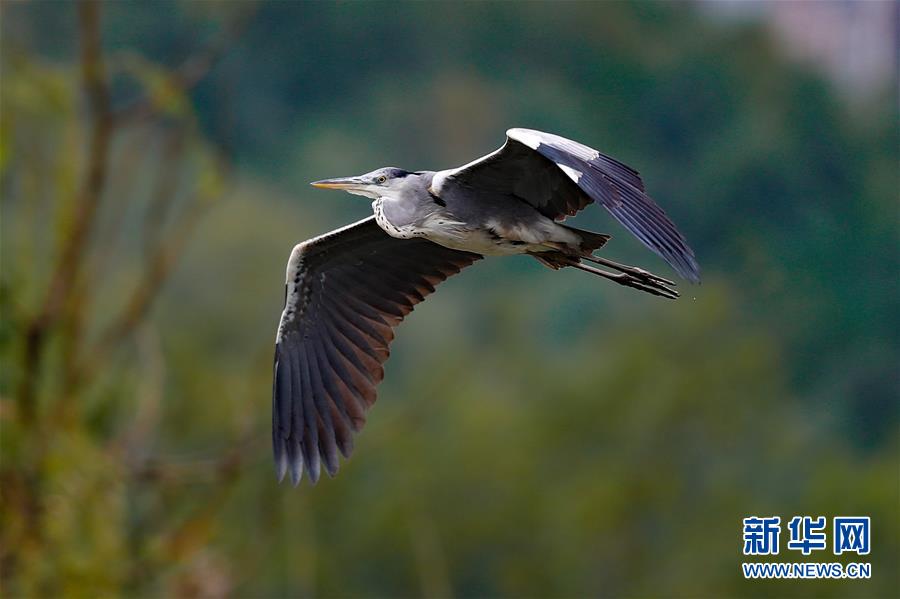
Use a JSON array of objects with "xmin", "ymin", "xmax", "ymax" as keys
[{"xmin": 384, "ymin": 167, "xmax": 411, "ymax": 179}]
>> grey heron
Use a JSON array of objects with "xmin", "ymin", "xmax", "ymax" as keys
[{"xmin": 273, "ymin": 128, "xmax": 699, "ymax": 485}]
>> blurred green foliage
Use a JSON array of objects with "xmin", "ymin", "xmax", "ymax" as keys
[{"xmin": 1, "ymin": 1, "xmax": 897, "ymax": 597}]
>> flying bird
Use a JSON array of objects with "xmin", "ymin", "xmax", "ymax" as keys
[{"xmin": 272, "ymin": 128, "xmax": 699, "ymax": 485}]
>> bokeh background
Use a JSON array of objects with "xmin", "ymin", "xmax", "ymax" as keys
[{"xmin": 2, "ymin": 1, "xmax": 898, "ymax": 597}]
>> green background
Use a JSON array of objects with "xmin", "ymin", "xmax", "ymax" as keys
[{"xmin": 2, "ymin": 1, "xmax": 897, "ymax": 597}]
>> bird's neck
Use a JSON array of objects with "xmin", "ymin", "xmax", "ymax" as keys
[{"xmin": 374, "ymin": 192, "xmax": 427, "ymax": 232}]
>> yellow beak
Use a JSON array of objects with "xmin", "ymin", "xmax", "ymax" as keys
[{"xmin": 310, "ymin": 176, "xmax": 366, "ymax": 190}]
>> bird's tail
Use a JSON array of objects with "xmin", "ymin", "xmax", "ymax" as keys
[{"xmin": 562, "ymin": 224, "xmax": 611, "ymax": 253}]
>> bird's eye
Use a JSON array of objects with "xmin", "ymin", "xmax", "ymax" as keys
[{"xmin": 377, "ymin": 175, "xmax": 387, "ymax": 184}]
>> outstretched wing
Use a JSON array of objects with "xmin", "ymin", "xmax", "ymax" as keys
[
  {"xmin": 433, "ymin": 128, "xmax": 700, "ymax": 282},
  {"xmin": 273, "ymin": 217, "xmax": 481, "ymax": 485}
]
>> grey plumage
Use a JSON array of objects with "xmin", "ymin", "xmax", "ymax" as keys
[
  {"xmin": 432, "ymin": 129, "xmax": 699, "ymax": 281},
  {"xmin": 273, "ymin": 128, "xmax": 699, "ymax": 485}
]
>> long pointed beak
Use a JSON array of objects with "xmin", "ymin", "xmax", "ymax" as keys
[{"xmin": 310, "ymin": 176, "xmax": 367, "ymax": 190}]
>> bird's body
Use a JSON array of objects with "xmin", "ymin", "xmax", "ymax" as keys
[
  {"xmin": 272, "ymin": 128, "xmax": 700, "ymax": 485},
  {"xmin": 371, "ymin": 171, "xmax": 582, "ymax": 256}
]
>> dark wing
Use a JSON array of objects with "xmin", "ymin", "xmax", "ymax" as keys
[
  {"xmin": 273, "ymin": 217, "xmax": 481, "ymax": 485},
  {"xmin": 433, "ymin": 128, "xmax": 700, "ymax": 283}
]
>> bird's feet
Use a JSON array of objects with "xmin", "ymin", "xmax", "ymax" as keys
[
  {"xmin": 532, "ymin": 249, "xmax": 680, "ymax": 299},
  {"xmin": 573, "ymin": 258, "xmax": 679, "ymax": 299},
  {"xmin": 602, "ymin": 268, "xmax": 679, "ymax": 299},
  {"xmin": 581, "ymin": 254, "xmax": 676, "ymax": 288}
]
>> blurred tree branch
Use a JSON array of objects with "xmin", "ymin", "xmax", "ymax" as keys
[
  {"xmin": 4, "ymin": 1, "xmax": 256, "ymax": 594},
  {"xmin": 18, "ymin": 0, "xmax": 111, "ymax": 424},
  {"xmin": 18, "ymin": 0, "xmax": 256, "ymax": 418},
  {"xmin": 142, "ymin": 128, "xmax": 187, "ymax": 255},
  {"xmin": 17, "ymin": 0, "xmax": 251, "ymax": 405},
  {"xmin": 75, "ymin": 195, "xmax": 212, "ymax": 389},
  {"xmin": 114, "ymin": 3, "xmax": 257, "ymax": 127}
]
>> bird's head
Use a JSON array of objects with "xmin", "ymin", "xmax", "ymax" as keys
[{"xmin": 311, "ymin": 167, "xmax": 412, "ymax": 200}]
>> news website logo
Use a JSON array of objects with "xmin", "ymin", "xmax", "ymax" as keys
[{"xmin": 741, "ymin": 516, "xmax": 871, "ymax": 579}]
